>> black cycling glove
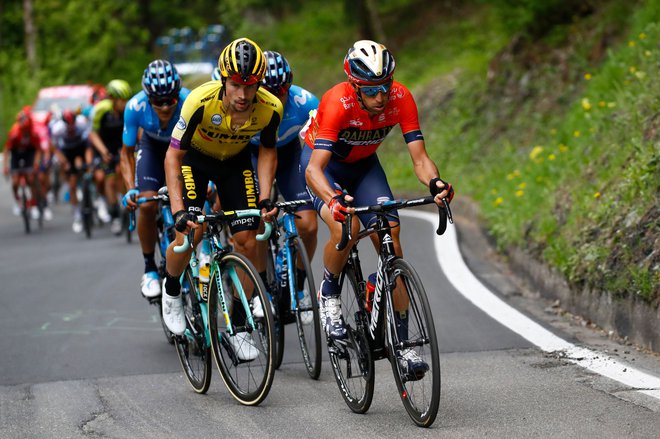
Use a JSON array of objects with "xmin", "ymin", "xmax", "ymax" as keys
[
  {"xmin": 173, "ymin": 210, "xmax": 196, "ymax": 232},
  {"xmin": 429, "ymin": 177, "xmax": 454, "ymax": 203}
]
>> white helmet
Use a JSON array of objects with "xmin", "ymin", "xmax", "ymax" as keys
[{"xmin": 343, "ymin": 40, "xmax": 396, "ymax": 85}]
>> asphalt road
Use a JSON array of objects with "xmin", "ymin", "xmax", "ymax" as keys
[{"xmin": 0, "ymin": 179, "xmax": 658, "ymax": 438}]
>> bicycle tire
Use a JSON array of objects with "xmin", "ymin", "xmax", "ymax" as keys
[
  {"xmin": 209, "ymin": 252, "xmax": 274, "ymax": 406},
  {"xmin": 265, "ymin": 242, "xmax": 285, "ymax": 370},
  {"xmin": 385, "ymin": 258, "xmax": 440, "ymax": 427},
  {"xmin": 327, "ymin": 265, "xmax": 374, "ymax": 414},
  {"xmin": 81, "ymin": 178, "xmax": 93, "ymax": 239},
  {"xmin": 20, "ymin": 185, "xmax": 30, "ymax": 234},
  {"xmin": 175, "ymin": 266, "xmax": 212, "ymax": 394},
  {"xmin": 290, "ymin": 238, "xmax": 322, "ymax": 379}
]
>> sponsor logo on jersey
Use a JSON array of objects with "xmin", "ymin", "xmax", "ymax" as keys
[
  {"xmin": 181, "ymin": 165, "xmax": 197, "ymax": 200},
  {"xmin": 199, "ymin": 127, "xmax": 253, "ymax": 141},
  {"xmin": 175, "ymin": 116, "xmax": 187, "ymax": 131},
  {"xmin": 243, "ymin": 170, "xmax": 257, "ymax": 208},
  {"xmin": 348, "ymin": 119, "xmax": 363, "ymax": 127},
  {"xmin": 211, "ymin": 114, "xmax": 222, "ymax": 125},
  {"xmin": 338, "ymin": 126, "xmax": 393, "ymax": 144}
]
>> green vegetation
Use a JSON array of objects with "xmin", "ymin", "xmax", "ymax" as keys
[{"xmin": 1, "ymin": 0, "xmax": 657, "ymax": 303}]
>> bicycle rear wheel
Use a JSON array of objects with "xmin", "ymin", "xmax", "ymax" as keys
[
  {"xmin": 327, "ymin": 266, "xmax": 374, "ymax": 413},
  {"xmin": 81, "ymin": 177, "xmax": 93, "ymax": 239},
  {"xmin": 20, "ymin": 185, "xmax": 30, "ymax": 234},
  {"xmin": 290, "ymin": 238, "xmax": 322, "ymax": 379},
  {"xmin": 175, "ymin": 267, "xmax": 212, "ymax": 394},
  {"xmin": 209, "ymin": 252, "xmax": 274, "ymax": 405},
  {"xmin": 386, "ymin": 258, "xmax": 440, "ymax": 427}
]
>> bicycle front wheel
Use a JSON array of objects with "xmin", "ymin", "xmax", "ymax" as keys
[
  {"xmin": 290, "ymin": 238, "xmax": 322, "ymax": 380},
  {"xmin": 386, "ymin": 258, "xmax": 440, "ymax": 427},
  {"xmin": 209, "ymin": 252, "xmax": 274, "ymax": 406},
  {"xmin": 175, "ymin": 267, "xmax": 212, "ymax": 394},
  {"xmin": 327, "ymin": 266, "xmax": 374, "ymax": 414},
  {"xmin": 81, "ymin": 179, "xmax": 93, "ymax": 239},
  {"xmin": 265, "ymin": 241, "xmax": 285, "ymax": 370}
]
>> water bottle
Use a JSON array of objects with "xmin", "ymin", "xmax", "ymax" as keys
[{"xmin": 365, "ymin": 272, "xmax": 377, "ymax": 312}]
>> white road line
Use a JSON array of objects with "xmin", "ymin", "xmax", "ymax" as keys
[{"xmin": 403, "ymin": 211, "xmax": 660, "ymax": 400}]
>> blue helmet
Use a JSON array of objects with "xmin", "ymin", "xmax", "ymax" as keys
[
  {"xmin": 142, "ymin": 59, "xmax": 181, "ymax": 98},
  {"xmin": 211, "ymin": 67, "xmax": 222, "ymax": 81},
  {"xmin": 262, "ymin": 51, "xmax": 293, "ymax": 94}
]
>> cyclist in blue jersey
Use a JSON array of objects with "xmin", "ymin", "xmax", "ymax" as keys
[
  {"xmin": 249, "ymin": 50, "xmax": 320, "ymax": 318},
  {"xmin": 120, "ymin": 60, "xmax": 190, "ymax": 299}
]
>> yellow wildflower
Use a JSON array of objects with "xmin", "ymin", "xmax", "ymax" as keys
[
  {"xmin": 639, "ymin": 32, "xmax": 646, "ymax": 40},
  {"xmin": 574, "ymin": 131, "xmax": 581, "ymax": 137},
  {"xmin": 628, "ymin": 40, "xmax": 636, "ymax": 47},
  {"xmin": 598, "ymin": 101, "xmax": 606, "ymax": 108},
  {"xmin": 529, "ymin": 146, "xmax": 544, "ymax": 161},
  {"xmin": 559, "ymin": 144, "xmax": 569, "ymax": 153},
  {"xmin": 629, "ymin": 66, "xmax": 637, "ymax": 73},
  {"xmin": 635, "ymin": 71, "xmax": 646, "ymax": 79},
  {"xmin": 594, "ymin": 192, "xmax": 601, "ymax": 199},
  {"xmin": 584, "ymin": 73, "xmax": 592, "ymax": 80},
  {"xmin": 581, "ymin": 98, "xmax": 592, "ymax": 111},
  {"xmin": 518, "ymin": 182, "xmax": 527, "ymax": 189},
  {"xmin": 494, "ymin": 197, "xmax": 503, "ymax": 207},
  {"xmin": 515, "ymin": 190, "xmax": 524, "ymax": 198},
  {"xmin": 548, "ymin": 154, "xmax": 556, "ymax": 161},
  {"xmin": 607, "ymin": 102, "xmax": 616, "ymax": 108},
  {"xmin": 645, "ymin": 50, "xmax": 652, "ymax": 57}
]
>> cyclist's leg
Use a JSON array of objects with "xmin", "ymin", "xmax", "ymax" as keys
[
  {"xmin": 135, "ymin": 137, "xmax": 168, "ymax": 297},
  {"xmin": 275, "ymin": 140, "xmax": 319, "ymax": 266}
]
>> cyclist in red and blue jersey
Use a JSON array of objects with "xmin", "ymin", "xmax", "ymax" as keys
[
  {"xmin": 120, "ymin": 59, "xmax": 190, "ymax": 300},
  {"xmin": 250, "ymin": 51, "xmax": 320, "ymax": 319},
  {"xmin": 302, "ymin": 40, "xmax": 454, "ymax": 377},
  {"xmin": 3, "ymin": 107, "xmax": 43, "ymax": 217}
]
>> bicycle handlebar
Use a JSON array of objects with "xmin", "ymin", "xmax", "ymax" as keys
[
  {"xmin": 127, "ymin": 193, "xmax": 170, "ymax": 232},
  {"xmin": 335, "ymin": 195, "xmax": 453, "ymax": 251},
  {"xmin": 274, "ymin": 198, "xmax": 313, "ymax": 213},
  {"xmin": 173, "ymin": 209, "xmax": 273, "ymax": 253}
]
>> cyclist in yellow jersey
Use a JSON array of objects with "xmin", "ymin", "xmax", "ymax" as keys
[{"xmin": 162, "ymin": 38, "xmax": 283, "ymax": 361}]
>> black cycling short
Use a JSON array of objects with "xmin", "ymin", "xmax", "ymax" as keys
[
  {"xmin": 61, "ymin": 143, "xmax": 88, "ymax": 176},
  {"xmin": 10, "ymin": 149, "xmax": 36, "ymax": 173},
  {"xmin": 181, "ymin": 147, "xmax": 260, "ymax": 234}
]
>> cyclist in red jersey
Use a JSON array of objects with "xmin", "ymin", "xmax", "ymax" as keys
[
  {"xmin": 302, "ymin": 40, "xmax": 454, "ymax": 373},
  {"xmin": 3, "ymin": 107, "xmax": 43, "ymax": 216}
]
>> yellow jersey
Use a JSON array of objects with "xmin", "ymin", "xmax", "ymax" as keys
[{"xmin": 170, "ymin": 81, "xmax": 283, "ymax": 161}]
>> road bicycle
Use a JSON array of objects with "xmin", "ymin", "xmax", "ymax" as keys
[
  {"xmin": 264, "ymin": 199, "xmax": 321, "ymax": 378},
  {"xmin": 15, "ymin": 169, "xmax": 35, "ymax": 234},
  {"xmin": 327, "ymin": 195, "xmax": 452, "ymax": 427},
  {"xmin": 175, "ymin": 210, "xmax": 275, "ymax": 405},
  {"xmin": 79, "ymin": 169, "xmax": 97, "ymax": 239},
  {"xmin": 128, "ymin": 186, "xmax": 176, "ymax": 344}
]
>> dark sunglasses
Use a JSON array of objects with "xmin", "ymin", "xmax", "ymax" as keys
[
  {"xmin": 150, "ymin": 97, "xmax": 178, "ymax": 108},
  {"xmin": 359, "ymin": 81, "xmax": 393, "ymax": 97},
  {"xmin": 265, "ymin": 84, "xmax": 291, "ymax": 97}
]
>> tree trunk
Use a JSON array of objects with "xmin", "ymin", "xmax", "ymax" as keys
[
  {"xmin": 350, "ymin": 0, "xmax": 386, "ymax": 43},
  {"xmin": 23, "ymin": 0, "xmax": 38, "ymax": 72}
]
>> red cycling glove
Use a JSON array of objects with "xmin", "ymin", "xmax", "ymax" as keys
[{"xmin": 327, "ymin": 195, "xmax": 349, "ymax": 223}]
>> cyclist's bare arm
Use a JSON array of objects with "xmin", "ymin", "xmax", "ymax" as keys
[
  {"xmin": 305, "ymin": 148, "xmax": 354, "ymax": 211},
  {"xmin": 256, "ymin": 144, "xmax": 278, "ymax": 219},
  {"xmin": 164, "ymin": 146, "xmax": 186, "ymax": 214},
  {"xmin": 119, "ymin": 143, "xmax": 136, "ymax": 191},
  {"xmin": 407, "ymin": 139, "xmax": 450, "ymax": 205},
  {"xmin": 88, "ymin": 130, "xmax": 111, "ymax": 162}
]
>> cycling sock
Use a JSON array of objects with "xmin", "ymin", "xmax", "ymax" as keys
[
  {"xmin": 296, "ymin": 268, "xmax": 307, "ymax": 290},
  {"xmin": 320, "ymin": 268, "xmax": 341, "ymax": 297},
  {"xmin": 232, "ymin": 296, "xmax": 246, "ymax": 328},
  {"xmin": 395, "ymin": 310, "xmax": 409, "ymax": 342},
  {"xmin": 143, "ymin": 252, "xmax": 157, "ymax": 273},
  {"xmin": 109, "ymin": 203, "xmax": 119, "ymax": 219},
  {"xmin": 164, "ymin": 271, "xmax": 181, "ymax": 297}
]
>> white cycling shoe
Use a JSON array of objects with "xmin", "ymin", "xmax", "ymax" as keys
[
  {"xmin": 251, "ymin": 295, "xmax": 274, "ymax": 319},
  {"xmin": 228, "ymin": 331, "xmax": 259, "ymax": 361},
  {"xmin": 162, "ymin": 292, "xmax": 185, "ymax": 335},
  {"xmin": 141, "ymin": 271, "xmax": 161, "ymax": 299},
  {"xmin": 298, "ymin": 290, "xmax": 313, "ymax": 325}
]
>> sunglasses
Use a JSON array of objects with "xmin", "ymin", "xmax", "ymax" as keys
[
  {"xmin": 150, "ymin": 97, "xmax": 178, "ymax": 108},
  {"xmin": 359, "ymin": 81, "xmax": 393, "ymax": 97},
  {"xmin": 229, "ymin": 73, "xmax": 260, "ymax": 85},
  {"xmin": 265, "ymin": 84, "xmax": 291, "ymax": 97}
]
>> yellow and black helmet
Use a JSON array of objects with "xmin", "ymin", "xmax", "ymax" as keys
[{"xmin": 218, "ymin": 37, "xmax": 266, "ymax": 85}]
